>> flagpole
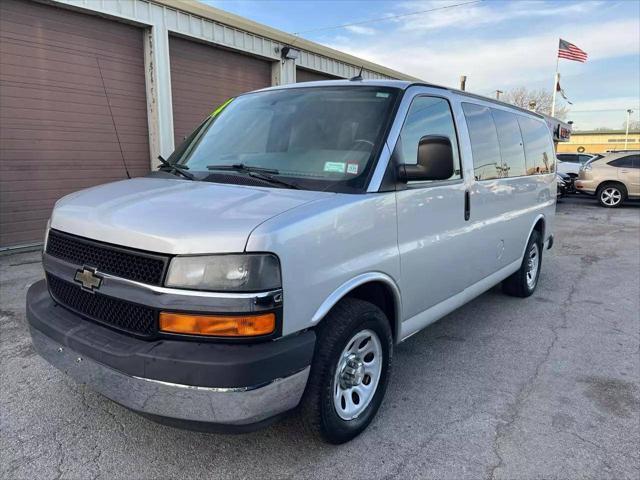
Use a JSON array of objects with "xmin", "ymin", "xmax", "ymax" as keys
[{"xmin": 551, "ymin": 49, "xmax": 559, "ymax": 117}]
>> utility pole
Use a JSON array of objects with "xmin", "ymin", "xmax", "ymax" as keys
[
  {"xmin": 459, "ymin": 75, "xmax": 467, "ymax": 91},
  {"xmin": 625, "ymin": 109, "xmax": 633, "ymax": 150},
  {"xmin": 495, "ymin": 90, "xmax": 503, "ymax": 100}
]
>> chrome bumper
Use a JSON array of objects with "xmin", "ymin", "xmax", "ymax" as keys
[{"xmin": 30, "ymin": 327, "xmax": 310, "ymax": 426}]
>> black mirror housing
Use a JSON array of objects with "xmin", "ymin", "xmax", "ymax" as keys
[{"xmin": 397, "ymin": 135, "xmax": 455, "ymax": 182}]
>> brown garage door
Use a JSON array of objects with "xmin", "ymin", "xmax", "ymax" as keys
[
  {"xmin": 0, "ymin": 0, "xmax": 149, "ymax": 248},
  {"xmin": 296, "ymin": 68, "xmax": 340, "ymax": 83},
  {"xmin": 170, "ymin": 36, "xmax": 272, "ymax": 142}
]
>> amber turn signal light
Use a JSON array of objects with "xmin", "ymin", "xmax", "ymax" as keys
[{"xmin": 159, "ymin": 312, "xmax": 276, "ymax": 337}]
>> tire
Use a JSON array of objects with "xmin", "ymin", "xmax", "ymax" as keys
[
  {"xmin": 597, "ymin": 183, "xmax": 626, "ymax": 208},
  {"xmin": 502, "ymin": 230, "xmax": 542, "ymax": 298},
  {"xmin": 301, "ymin": 297, "xmax": 393, "ymax": 444}
]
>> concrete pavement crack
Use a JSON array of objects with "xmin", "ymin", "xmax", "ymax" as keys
[{"xmin": 487, "ymin": 257, "xmax": 590, "ymax": 480}]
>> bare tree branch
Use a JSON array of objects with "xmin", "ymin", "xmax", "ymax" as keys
[{"xmin": 502, "ymin": 87, "xmax": 568, "ymax": 120}]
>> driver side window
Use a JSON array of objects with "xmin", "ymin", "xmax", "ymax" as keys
[{"xmin": 396, "ymin": 96, "xmax": 462, "ymax": 179}]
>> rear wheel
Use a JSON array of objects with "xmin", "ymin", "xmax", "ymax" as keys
[
  {"xmin": 301, "ymin": 297, "xmax": 392, "ymax": 444},
  {"xmin": 503, "ymin": 230, "xmax": 542, "ymax": 297},
  {"xmin": 597, "ymin": 183, "xmax": 626, "ymax": 208}
]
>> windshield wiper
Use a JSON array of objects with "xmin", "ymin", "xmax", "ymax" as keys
[
  {"xmin": 207, "ymin": 163, "xmax": 279, "ymax": 174},
  {"xmin": 157, "ymin": 156, "xmax": 195, "ymax": 180},
  {"xmin": 206, "ymin": 163, "xmax": 300, "ymax": 189}
]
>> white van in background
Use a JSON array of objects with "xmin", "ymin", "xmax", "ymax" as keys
[{"xmin": 27, "ymin": 80, "xmax": 556, "ymax": 444}]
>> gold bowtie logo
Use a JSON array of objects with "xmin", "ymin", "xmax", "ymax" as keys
[{"xmin": 74, "ymin": 267, "xmax": 103, "ymax": 293}]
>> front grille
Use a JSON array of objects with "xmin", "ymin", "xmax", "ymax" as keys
[
  {"xmin": 47, "ymin": 274, "xmax": 157, "ymax": 336},
  {"xmin": 46, "ymin": 230, "xmax": 168, "ymax": 285}
]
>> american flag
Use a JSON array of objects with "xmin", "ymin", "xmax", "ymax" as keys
[{"xmin": 558, "ymin": 39, "xmax": 588, "ymax": 62}]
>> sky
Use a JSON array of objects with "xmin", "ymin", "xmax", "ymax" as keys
[{"xmin": 204, "ymin": 0, "xmax": 640, "ymax": 131}]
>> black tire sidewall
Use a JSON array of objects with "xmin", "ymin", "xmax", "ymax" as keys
[{"xmin": 317, "ymin": 303, "xmax": 392, "ymax": 443}]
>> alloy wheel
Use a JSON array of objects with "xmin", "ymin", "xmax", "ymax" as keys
[{"xmin": 601, "ymin": 187, "xmax": 622, "ymax": 206}]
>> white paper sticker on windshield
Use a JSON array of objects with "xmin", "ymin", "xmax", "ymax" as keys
[
  {"xmin": 347, "ymin": 163, "xmax": 359, "ymax": 175},
  {"xmin": 324, "ymin": 162, "xmax": 346, "ymax": 173}
]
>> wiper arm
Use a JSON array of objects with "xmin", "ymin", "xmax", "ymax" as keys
[
  {"xmin": 206, "ymin": 163, "xmax": 299, "ymax": 189},
  {"xmin": 206, "ymin": 163, "xmax": 279, "ymax": 175},
  {"xmin": 157, "ymin": 156, "xmax": 195, "ymax": 180}
]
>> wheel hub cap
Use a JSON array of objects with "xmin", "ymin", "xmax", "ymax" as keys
[
  {"xmin": 333, "ymin": 329, "xmax": 383, "ymax": 420},
  {"xmin": 339, "ymin": 354, "xmax": 365, "ymax": 388},
  {"xmin": 526, "ymin": 243, "xmax": 539, "ymax": 289}
]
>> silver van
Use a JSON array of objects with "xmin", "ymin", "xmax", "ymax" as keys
[{"xmin": 27, "ymin": 80, "xmax": 556, "ymax": 444}]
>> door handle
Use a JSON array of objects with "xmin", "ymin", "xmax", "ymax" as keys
[
  {"xmin": 620, "ymin": 170, "xmax": 629, "ymax": 173},
  {"xmin": 464, "ymin": 190, "xmax": 470, "ymax": 221}
]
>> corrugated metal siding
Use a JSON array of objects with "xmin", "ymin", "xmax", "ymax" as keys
[
  {"xmin": 296, "ymin": 67, "xmax": 340, "ymax": 83},
  {"xmin": 0, "ymin": 0, "xmax": 149, "ymax": 248},
  {"xmin": 169, "ymin": 36, "xmax": 272, "ymax": 142}
]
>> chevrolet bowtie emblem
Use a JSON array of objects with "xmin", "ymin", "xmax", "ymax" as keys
[{"xmin": 74, "ymin": 266, "xmax": 103, "ymax": 293}]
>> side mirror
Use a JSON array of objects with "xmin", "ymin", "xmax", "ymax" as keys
[{"xmin": 397, "ymin": 135, "xmax": 454, "ymax": 182}]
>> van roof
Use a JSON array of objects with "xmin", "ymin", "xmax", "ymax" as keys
[{"xmin": 257, "ymin": 79, "xmax": 545, "ymax": 119}]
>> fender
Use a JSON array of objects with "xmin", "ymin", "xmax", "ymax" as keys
[
  {"xmin": 521, "ymin": 213, "xmax": 546, "ymax": 259},
  {"xmin": 310, "ymin": 272, "xmax": 403, "ymax": 340}
]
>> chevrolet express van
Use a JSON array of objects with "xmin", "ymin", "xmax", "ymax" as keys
[{"xmin": 27, "ymin": 80, "xmax": 556, "ymax": 444}]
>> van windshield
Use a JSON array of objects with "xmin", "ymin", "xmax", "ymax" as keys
[{"xmin": 177, "ymin": 86, "xmax": 400, "ymax": 192}]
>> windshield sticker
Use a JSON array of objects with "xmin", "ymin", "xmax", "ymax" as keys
[
  {"xmin": 324, "ymin": 162, "xmax": 346, "ymax": 173},
  {"xmin": 376, "ymin": 92, "xmax": 390, "ymax": 98},
  {"xmin": 347, "ymin": 163, "xmax": 359, "ymax": 175}
]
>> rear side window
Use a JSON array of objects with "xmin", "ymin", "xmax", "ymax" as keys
[
  {"xmin": 608, "ymin": 155, "xmax": 639, "ymax": 168},
  {"xmin": 517, "ymin": 116, "xmax": 555, "ymax": 174},
  {"xmin": 491, "ymin": 109, "xmax": 527, "ymax": 177},
  {"xmin": 462, "ymin": 103, "xmax": 502, "ymax": 180}
]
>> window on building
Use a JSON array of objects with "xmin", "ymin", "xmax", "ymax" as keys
[
  {"xmin": 517, "ymin": 116, "xmax": 555, "ymax": 174},
  {"xmin": 396, "ymin": 96, "xmax": 461, "ymax": 180},
  {"xmin": 491, "ymin": 108, "xmax": 527, "ymax": 177},
  {"xmin": 462, "ymin": 103, "xmax": 502, "ymax": 180}
]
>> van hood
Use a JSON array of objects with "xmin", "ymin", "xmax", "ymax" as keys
[{"xmin": 51, "ymin": 178, "xmax": 329, "ymax": 254}]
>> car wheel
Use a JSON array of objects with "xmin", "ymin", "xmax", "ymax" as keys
[
  {"xmin": 301, "ymin": 297, "xmax": 393, "ymax": 444},
  {"xmin": 597, "ymin": 183, "xmax": 626, "ymax": 208},
  {"xmin": 502, "ymin": 230, "xmax": 542, "ymax": 298}
]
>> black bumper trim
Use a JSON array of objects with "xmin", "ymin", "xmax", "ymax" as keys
[{"xmin": 27, "ymin": 279, "xmax": 315, "ymax": 389}]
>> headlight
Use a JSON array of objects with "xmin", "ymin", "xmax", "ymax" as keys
[{"xmin": 165, "ymin": 254, "xmax": 281, "ymax": 292}]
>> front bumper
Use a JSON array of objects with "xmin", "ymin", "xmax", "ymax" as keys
[{"xmin": 27, "ymin": 280, "xmax": 315, "ymax": 427}]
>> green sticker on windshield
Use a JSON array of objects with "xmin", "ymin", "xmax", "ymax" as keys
[{"xmin": 324, "ymin": 162, "xmax": 346, "ymax": 173}]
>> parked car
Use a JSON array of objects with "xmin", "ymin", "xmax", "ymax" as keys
[
  {"xmin": 26, "ymin": 80, "xmax": 557, "ymax": 444},
  {"xmin": 557, "ymin": 153, "xmax": 601, "ymax": 177},
  {"xmin": 576, "ymin": 151, "xmax": 640, "ymax": 207},
  {"xmin": 556, "ymin": 172, "xmax": 571, "ymax": 197}
]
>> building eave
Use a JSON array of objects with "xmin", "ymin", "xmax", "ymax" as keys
[{"xmin": 154, "ymin": 0, "xmax": 421, "ymax": 81}]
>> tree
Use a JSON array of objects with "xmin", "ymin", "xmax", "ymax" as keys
[
  {"xmin": 622, "ymin": 119, "xmax": 640, "ymax": 131},
  {"xmin": 502, "ymin": 87, "xmax": 568, "ymax": 120}
]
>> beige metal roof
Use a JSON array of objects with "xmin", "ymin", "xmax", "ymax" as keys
[{"xmin": 154, "ymin": 0, "xmax": 420, "ymax": 81}]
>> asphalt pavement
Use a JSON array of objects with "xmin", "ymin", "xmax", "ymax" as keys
[{"xmin": 1, "ymin": 195, "xmax": 638, "ymax": 480}]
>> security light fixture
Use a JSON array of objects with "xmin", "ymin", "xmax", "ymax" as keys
[{"xmin": 281, "ymin": 46, "xmax": 299, "ymax": 60}]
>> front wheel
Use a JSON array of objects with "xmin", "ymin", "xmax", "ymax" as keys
[
  {"xmin": 503, "ymin": 230, "xmax": 542, "ymax": 297},
  {"xmin": 301, "ymin": 298, "xmax": 393, "ymax": 444}
]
